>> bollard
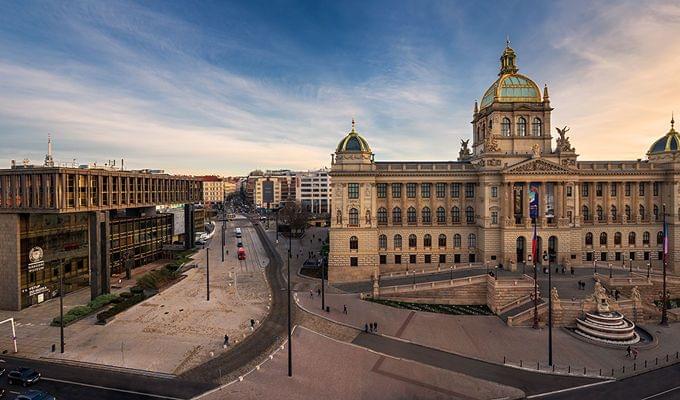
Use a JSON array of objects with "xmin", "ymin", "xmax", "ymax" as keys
[
  {"xmin": 656, "ymin": 357, "xmax": 658, "ymax": 365},
  {"xmin": 667, "ymin": 354, "xmax": 669, "ymax": 362},
  {"xmin": 599, "ymin": 368, "xmax": 601, "ymax": 376},
  {"xmin": 583, "ymin": 367, "xmax": 586, "ymax": 375},
  {"xmin": 644, "ymin": 360, "xmax": 647, "ymax": 368},
  {"xmin": 568, "ymin": 365, "xmax": 571, "ymax": 373},
  {"xmin": 520, "ymin": 360, "xmax": 523, "ymax": 367},
  {"xmin": 611, "ymin": 368, "xmax": 614, "ymax": 377},
  {"xmin": 622, "ymin": 366, "xmax": 625, "ymax": 373},
  {"xmin": 537, "ymin": 362, "xmax": 540, "ymax": 370},
  {"xmin": 503, "ymin": 356, "xmax": 506, "ymax": 364},
  {"xmin": 634, "ymin": 363, "xmax": 636, "ymax": 371}
]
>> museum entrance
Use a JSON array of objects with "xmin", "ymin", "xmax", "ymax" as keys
[
  {"xmin": 516, "ymin": 236, "xmax": 525, "ymax": 263},
  {"xmin": 548, "ymin": 236, "xmax": 558, "ymax": 264}
]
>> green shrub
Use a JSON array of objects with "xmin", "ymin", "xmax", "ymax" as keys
[
  {"xmin": 96, "ymin": 293, "xmax": 145, "ymax": 322},
  {"xmin": 51, "ymin": 294, "xmax": 119, "ymax": 326},
  {"xmin": 119, "ymin": 291, "xmax": 133, "ymax": 299},
  {"xmin": 136, "ymin": 268, "xmax": 179, "ymax": 290},
  {"xmin": 130, "ymin": 286, "xmax": 144, "ymax": 294}
]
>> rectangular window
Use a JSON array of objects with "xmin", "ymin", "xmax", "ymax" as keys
[
  {"xmin": 377, "ymin": 183, "xmax": 387, "ymax": 198},
  {"xmin": 379, "ymin": 254, "xmax": 387, "ymax": 265},
  {"xmin": 566, "ymin": 186, "xmax": 572, "ymax": 197},
  {"xmin": 639, "ymin": 183, "xmax": 645, "ymax": 196},
  {"xmin": 596, "ymin": 183, "xmax": 603, "ymax": 197},
  {"xmin": 391, "ymin": 183, "xmax": 402, "ymax": 198},
  {"xmin": 424, "ymin": 254, "xmax": 431, "ymax": 264},
  {"xmin": 629, "ymin": 251, "xmax": 636, "ymax": 261},
  {"xmin": 611, "ymin": 183, "xmax": 617, "ymax": 197},
  {"xmin": 644, "ymin": 251, "xmax": 650, "ymax": 261},
  {"xmin": 421, "ymin": 183, "xmax": 431, "ymax": 198},
  {"xmin": 465, "ymin": 183, "xmax": 475, "ymax": 198},
  {"xmin": 454, "ymin": 254, "xmax": 461, "ymax": 263},
  {"xmin": 409, "ymin": 254, "xmax": 417, "ymax": 264},
  {"xmin": 436, "ymin": 183, "xmax": 446, "ymax": 198},
  {"xmin": 350, "ymin": 257, "xmax": 358, "ymax": 267},
  {"xmin": 491, "ymin": 211, "xmax": 498, "ymax": 225},
  {"xmin": 625, "ymin": 182, "xmax": 631, "ymax": 196},
  {"xmin": 451, "ymin": 183, "xmax": 460, "ymax": 198},
  {"xmin": 348, "ymin": 183, "xmax": 359, "ymax": 199},
  {"xmin": 439, "ymin": 254, "xmax": 446, "ymax": 263},
  {"xmin": 653, "ymin": 182, "xmax": 660, "ymax": 196},
  {"xmin": 491, "ymin": 186, "xmax": 498, "ymax": 198},
  {"xmin": 582, "ymin": 183, "xmax": 589, "ymax": 197},
  {"xmin": 406, "ymin": 183, "xmax": 417, "ymax": 198},
  {"xmin": 615, "ymin": 252, "xmax": 621, "ymax": 261},
  {"xmin": 394, "ymin": 254, "xmax": 402, "ymax": 264}
]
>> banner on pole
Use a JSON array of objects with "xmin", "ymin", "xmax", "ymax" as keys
[{"xmin": 529, "ymin": 183, "xmax": 539, "ymax": 219}]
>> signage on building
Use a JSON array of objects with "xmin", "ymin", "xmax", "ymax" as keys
[
  {"xmin": 529, "ymin": 183, "xmax": 539, "ymax": 219},
  {"xmin": 22, "ymin": 285, "xmax": 49, "ymax": 297},
  {"xmin": 28, "ymin": 246, "xmax": 45, "ymax": 272},
  {"xmin": 263, "ymin": 180, "xmax": 274, "ymax": 204}
]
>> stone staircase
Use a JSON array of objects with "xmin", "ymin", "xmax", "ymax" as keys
[{"xmin": 500, "ymin": 298, "xmax": 545, "ymax": 325}]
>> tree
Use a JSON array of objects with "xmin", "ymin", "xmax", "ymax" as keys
[{"xmin": 279, "ymin": 201, "xmax": 309, "ymax": 234}]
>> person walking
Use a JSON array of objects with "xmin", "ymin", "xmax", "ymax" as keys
[
  {"xmin": 250, "ymin": 319, "xmax": 256, "ymax": 330},
  {"xmin": 632, "ymin": 348, "xmax": 638, "ymax": 360},
  {"xmin": 626, "ymin": 345, "xmax": 631, "ymax": 357},
  {"xmin": 317, "ymin": 288, "xmax": 321, "ymax": 296},
  {"xmin": 310, "ymin": 289, "xmax": 314, "ymax": 298},
  {"xmin": 364, "ymin": 323, "xmax": 369, "ymax": 333},
  {"xmin": 374, "ymin": 322, "xmax": 378, "ymax": 332},
  {"xmin": 570, "ymin": 266, "xmax": 575, "ymax": 276},
  {"xmin": 224, "ymin": 334, "xmax": 229, "ymax": 348},
  {"xmin": 343, "ymin": 305, "xmax": 348, "ymax": 314}
]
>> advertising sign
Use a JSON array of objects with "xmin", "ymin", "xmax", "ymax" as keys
[
  {"xmin": 263, "ymin": 180, "xmax": 274, "ymax": 204},
  {"xmin": 529, "ymin": 183, "xmax": 539, "ymax": 219}
]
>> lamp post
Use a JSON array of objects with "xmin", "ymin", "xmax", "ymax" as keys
[
  {"xmin": 609, "ymin": 262, "xmax": 613, "ymax": 279},
  {"xmin": 647, "ymin": 262, "xmax": 651, "ymax": 279},
  {"xmin": 593, "ymin": 256, "xmax": 597, "ymax": 275},
  {"xmin": 661, "ymin": 204, "xmax": 669, "ymax": 326},
  {"xmin": 59, "ymin": 259, "xmax": 65, "ymax": 353},
  {"xmin": 221, "ymin": 219, "xmax": 225, "ymax": 263},
  {"xmin": 206, "ymin": 247, "xmax": 210, "ymax": 301},
  {"xmin": 320, "ymin": 256, "xmax": 326, "ymax": 311},
  {"xmin": 287, "ymin": 224, "xmax": 293, "ymax": 376}
]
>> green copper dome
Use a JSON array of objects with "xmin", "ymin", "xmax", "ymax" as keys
[
  {"xmin": 648, "ymin": 117, "xmax": 680, "ymax": 155},
  {"xmin": 336, "ymin": 120, "xmax": 371, "ymax": 152},
  {"xmin": 480, "ymin": 44, "xmax": 542, "ymax": 109}
]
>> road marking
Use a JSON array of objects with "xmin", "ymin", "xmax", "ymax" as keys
[
  {"xmin": 42, "ymin": 377, "xmax": 184, "ymax": 400},
  {"xmin": 526, "ymin": 379, "xmax": 613, "ymax": 398},
  {"xmin": 641, "ymin": 386, "xmax": 680, "ymax": 400}
]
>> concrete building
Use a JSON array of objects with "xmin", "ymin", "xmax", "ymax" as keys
[
  {"xmin": 246, "ymin": 170, "xmax": 297, "ymax": 209},
  {"xmin": 328, "ymin": 43, "xmax": 680, "ymax": 283},
  {"xmin": 296, "ymin": 168, "xmax": 331, "ymax": 214},
  {"xmin": 0, "ymin": 162, "xmax": 202, "ymax": 310},
  {"xmin": 198, "ymin": 175, "xmax": 225, "ymax": 205}
]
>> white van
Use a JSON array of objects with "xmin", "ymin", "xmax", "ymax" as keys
[{"xmin": 235, "ymin": 228, "xmax": 242, "ymax": 238}]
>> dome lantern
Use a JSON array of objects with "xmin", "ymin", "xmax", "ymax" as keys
[{"xmin": 648, "ymin": 115, "xmax": 680, "ymax": 156}]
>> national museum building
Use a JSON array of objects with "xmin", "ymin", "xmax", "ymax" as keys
[
  {"xmin": 0, "ymin": 161, "xmax": 203, "ymax": 310},
  {"xmin": 328, "ymin": 44, "xmax": 680, "ymax": 283}
]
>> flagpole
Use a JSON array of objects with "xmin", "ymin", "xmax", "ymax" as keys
[
  {"xmin": 531, "ymin": 184, "xmax": 539, "ymax": 330},
  {"xmin": 661, "ymin": 203, "xmax": 669, "ymax": 326}
]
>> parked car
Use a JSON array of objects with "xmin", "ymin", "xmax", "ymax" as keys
[
  {"xmin": 237, "ymin": 241, "xmax": 243, "ymax": 248},
  {"xmin": 15, "ymin": 390, "xmax": 55, "ymax": 400},
  {"xmin": 0, "ymin": 387, "xmax": 5, "ymax": 398},
  {"xmin": 0, "ymin": 366, "xmax": 5, "ymax": 376},
  {"xmin": 7, "ymin": 368, "xmax": 40, "ymax": 387}
]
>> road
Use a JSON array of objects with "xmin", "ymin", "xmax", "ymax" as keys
[
  {"xmin": 538, "ymin": 363, "xmax": 680, "ymax": 399},
  {"xmin": 0, "ymin": 356, "xmax": 210, "ymax": 399}
]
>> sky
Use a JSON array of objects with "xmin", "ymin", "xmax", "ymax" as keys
[{"xmin": 0, "ymin": 0, "xmax": 679, "ymax": 176}]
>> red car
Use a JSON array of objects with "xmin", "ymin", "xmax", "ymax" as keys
[{"xmin": 237, "ymin": 247, "xmax": 246, "ymax": 260}]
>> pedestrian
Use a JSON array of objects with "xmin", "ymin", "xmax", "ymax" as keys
[
  {"xmin": 561, "ymin": 266, "xmax": 565, "ymax": 274},
  {"xmin": 570, "ymin": 266, "xmax": 575, "ymax": 276},
  {"xmin": 343, "ymin": 305, "xmax": 348, "ymax": 314},
  {"xmin": 374, "ymin": 322, "xmax": 378, "ymax": 332},
  {"xmin": 310, "ymin": 289, "xmax": 314, "ymax": 298},
  {"xmin": 632, "ymin": 348, "xmax": 638, "ymax": 360},
  {"xmin": 577, "ymin": 280, "xmax": 581, "ymax": 290},
  {"xmin": 555, "ymin": 266, "xmax": 559, "ymax": 274},
  {"xmin": 364, "ymin": 323, "xmax": 369, "ymax": 333},
  {"xmin": 626, "ymin": 345, "xmax": 631, "ymax": 357},
  {"xmin": 224, "ymin": 334, "xmax": 229, "ymax": 347},
  {"xmin": 250, "ymin": 319, "xmax": 256, "ymax": 330},
  {"xmin": 369, "ymin": 322, "xmax": 374, "ymax": 333},
  {"xmin": 317, "ymin": 288, "xmax": 321, "ymax": 296}
]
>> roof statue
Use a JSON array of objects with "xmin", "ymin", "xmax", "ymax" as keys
[
  {"xmin": 459, "ymin": 139, "xmax": 472, "ymax": 159},
  {"xmin": 556, "ymin": 126, "xmax": 574, "ymax": 152}
]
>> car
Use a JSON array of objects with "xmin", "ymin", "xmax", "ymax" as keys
[
  {"xmin": 15, "ymin": 390, "xmax": 55, "ymax": 400},
  {"xmin": 7, "ymin": 368, "xmax": 40, "ymax": 387},
  {"xmin": 0, "ymin": 366, "xmax": 5, "ymax": 376},
  {"xmin": 0, "ymin": 387, "xmax": 5, "ymax": 399},
  {"xmin": 237, "ymin": 241, "xmax": 243, "ymax": 248}
]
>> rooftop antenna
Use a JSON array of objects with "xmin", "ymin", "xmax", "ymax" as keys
[{"xmin": 44, "ymin": 133, "xmax": 55, "ymax": 167}]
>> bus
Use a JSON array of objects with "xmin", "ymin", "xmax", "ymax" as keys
[
  {"xmin": 237, "ymin": 247, "xmax": 246, "ymax": 260},
  {"xmin": 235, "ymin": 228, "xmax": 242, "ymax": 238}
]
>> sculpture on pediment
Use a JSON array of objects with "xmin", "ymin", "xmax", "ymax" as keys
[
  {"xmin": 459, "ymin": 139, "xmax": 472, "ymax": 159},
  {"xmin": 483, "ymin": 134, "xmax": 500, "ymax": 153},
  {"xmin": 556, "ymin": 126, "xmax": 574, "ymax": 152},
  {"xmin": 532, "ymin": 143, "xmax": 542, "ymax": 158}
]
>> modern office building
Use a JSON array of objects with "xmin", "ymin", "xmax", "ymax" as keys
[
  {"xmin": 328, "ymin": 43, "xmax": 680, "ymax": 283},
  {"xmin": 296, "ymin": 168, "xmax": 331, "ymax": 214},
  {"xmin": 0, "ymin": 159, "xmax": 202, "ymax": 310}
]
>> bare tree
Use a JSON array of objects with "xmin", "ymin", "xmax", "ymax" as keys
[{"xmin": 279, "ymin": 201, "xmax": 309, "ymax": 234}]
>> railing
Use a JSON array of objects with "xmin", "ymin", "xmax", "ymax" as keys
[
  {"xmin": 379, "ymin": 263, "xmax": 483, "ymax": 279},
  {"xmin": 378, "ymin": 274, "xmax": 487, "ymax": 296},
  {"xmin": 497, "ymin": 294, "xmax": 533, "ymax": 315},
  {"xmin": 507, "ymin": 301, "xmax": 546, "ymax": 326}
]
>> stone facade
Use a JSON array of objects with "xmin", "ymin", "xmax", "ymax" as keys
[
  {"xmin": 329, "ymin": 44, "xmax": 680, "ymax": 283},
  {"xmin": 0, "ymin": 214, "xmax": 20, "ymax": 310}
]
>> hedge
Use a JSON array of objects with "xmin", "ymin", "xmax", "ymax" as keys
[
  {"xmin": 366, "ymin": 298, "xmax": 493, "ymax": 316},
  {"xmin": 51, "ymin": 293, "xmax": 118, "ymax": 326},
  {"xmin": 96, "ymin": 293, "xmax": 145, "ymax": 322}
]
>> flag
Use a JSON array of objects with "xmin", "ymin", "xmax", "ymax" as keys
[
  {"xmin": 531, "ymin": 222, "xmax": 537, "ymax": 262},
  {"xmin": 663, "ymin": 210, "xmax": 668, "ymax": 263}
]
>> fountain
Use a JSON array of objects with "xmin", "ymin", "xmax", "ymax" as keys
[{"xmin": 574, "ymin": 282, "xmax": 640, "ymax": 345}]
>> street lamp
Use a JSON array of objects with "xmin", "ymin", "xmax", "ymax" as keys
[
  {"xmin": 59, "ymin": 259, "xmax": 65, "ymax": 353},
  {"xmin": 647, "ymin": 263, "xmax": 651, "ymax": 279},
  {"xmin": 287, "ymin": 222, "xmax": 294, "ymax": 376},
  {"xmin": 661, "ymin": 203, "xmax": 669, "ymax": 326},
  {"xmin": 609, "ymin": 262, "xmax": 613, "ymax": 279}
]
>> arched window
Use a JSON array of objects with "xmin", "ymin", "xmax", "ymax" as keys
[
  {"xmin": 611, "ymin": 205, "xmax": 617, "ymax": 220},
  {"xmin": 653, "ymin": 205, "xmax": 659, "ymax": 221},
  {"xmin": 349, "ymin": 208, "xmax": 359, "ymax": 226},
  {"xmin": 422, "ymin": 207, "xmax": 431, "ymax": 224},
  {"xmin": 628, "ymin": 232, "xmax": 636, "ymax": 245},
  {"xmin": 454, "ymin": 234, "xmax": 462, "ymax": 247},
  {"xmin": 625, "ymin": 205, "xmax": 631, "ymax": 221},
  {"xmin": 436, "ymin": 207, "xmax": 446, "ymax": 224},
  {"xmin": 438, "ymin": 234, "xmax": 447, "ymax": 248},
  {"xmin": 657, "ymin": 231, "xmax": 664, "ymax": 245},
  {"xmin": 394, "ymin": 234, "xmax": 402, "ymax": 249},
  {"xmin": 615, "ymin": 232, "xmax": 622, "ymax": 245},
  {"xmin": 643, "ymin": 231, "xmax": 650, "ymax": 245},
  {"xmin": 468, "ymin": 233, "xmax": 477, "ymax": 248},
  {"xmin": 392, "ymin": 207, "xmax": 402, "ymax": 224},
  {"xmin": 585, "ymin": 232, "xmax": 593, "ymax": 246},
  {"xmin": 378, "ymin": 234, "xmax": 387, "ymax": 249},
  {"xmin": 349, "ymin": 236, "xmax": 358, "ymax": 250},
  {"xmin": 596, "ymin": 205, "xmax": 603, "ymax": 221},
  {"xmin": 517, "ymin": 117, "xmax": 527, "ymax": 136},
  {"xmin": 466, "ymin": 206, "xmax": 475, "ymax": 224},
  {"xmin": 582, "ymin": 205, "xmax": 590, "ymax": 221},
  {"xmin": 407, "ymin": 207, "xmax": 417, "ymax": 224},
  {"xmin": 452, "ymin": 207, "xmax": 460, "ymax": 223},
  {"xmin": 600, "ymin": 232, "xmax": 607, "ymax": 246},
  {"xmin": 408, "ymin": 234, "xmax": 417, "ymax": 248},
  {"xmin": 423, "ymin": 234, "xmax": 432, "ymax": 248},
  {"xmin": 377, "ymin": 207, "xmax": 387, "ymax": 225},
  {"xmin": 501, "ymin": 117, "xmax": 511, "ymax": 136},
  {"xmin": 639, "ymin": 205, "xmax": 645, "ymax": 220},
  {"xmin": 532, "ymin": 117, "xmax": 542, "ymax": 136}
]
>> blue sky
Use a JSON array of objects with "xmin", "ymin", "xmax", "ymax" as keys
[{"xmin": 0, "ymin": 0, "xmax": 679, "ymax": 175}]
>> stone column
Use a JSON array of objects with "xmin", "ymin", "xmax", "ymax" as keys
[
  {"xmin": 523, "ymin": 181, "xmax": 530, "ymax": 226},
  {"xmin": 646, "ymin": 182, "xmax": 653, "ymax": 222},
  {"xmin": 0, "ymin": 214, "xmax": 21, "ymax": 310},
  {"xmin": 89, "ymin": 211, "xmax": 111, "ymax": 300},
  {"xmin": 632, "ymin": 180, "xmax": 639, "ymax": 221}
]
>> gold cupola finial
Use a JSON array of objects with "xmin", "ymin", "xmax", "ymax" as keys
[
  {"xmin": 672, "ymin": 113, "xmax": 675, "ymax": 131},
  {"xmin": 351, "ymin": 118, "xmax": 356, "ymax": 133},
  {"xmin": 499, "ymin": 37, "xmax": 518, "ymax": 76},
  {"xmin": 506, "ymin": 35, "xmax": 511, "ymax": 48}
]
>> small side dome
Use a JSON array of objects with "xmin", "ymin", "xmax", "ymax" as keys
[
  {"xmin": 336, "ymin": 119, "xmax": 371, "ymax": 153},
  {"xmin": 648, "ymin": 116, "xmax": 680, "ymax": 156}
]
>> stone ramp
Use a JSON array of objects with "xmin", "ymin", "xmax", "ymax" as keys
[{"xmin": 499, "ymin": 298, "xmax": 544, "ymax": 322}]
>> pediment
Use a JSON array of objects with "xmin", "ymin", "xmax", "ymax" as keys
[{"xmin": 503, "ymin": 158, "xmax": 573, "ymax": 174}]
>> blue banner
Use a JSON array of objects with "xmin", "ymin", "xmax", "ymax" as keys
[{"xmin": 529, "ymin": 183, "xmax": 539, "ymax": 219}]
